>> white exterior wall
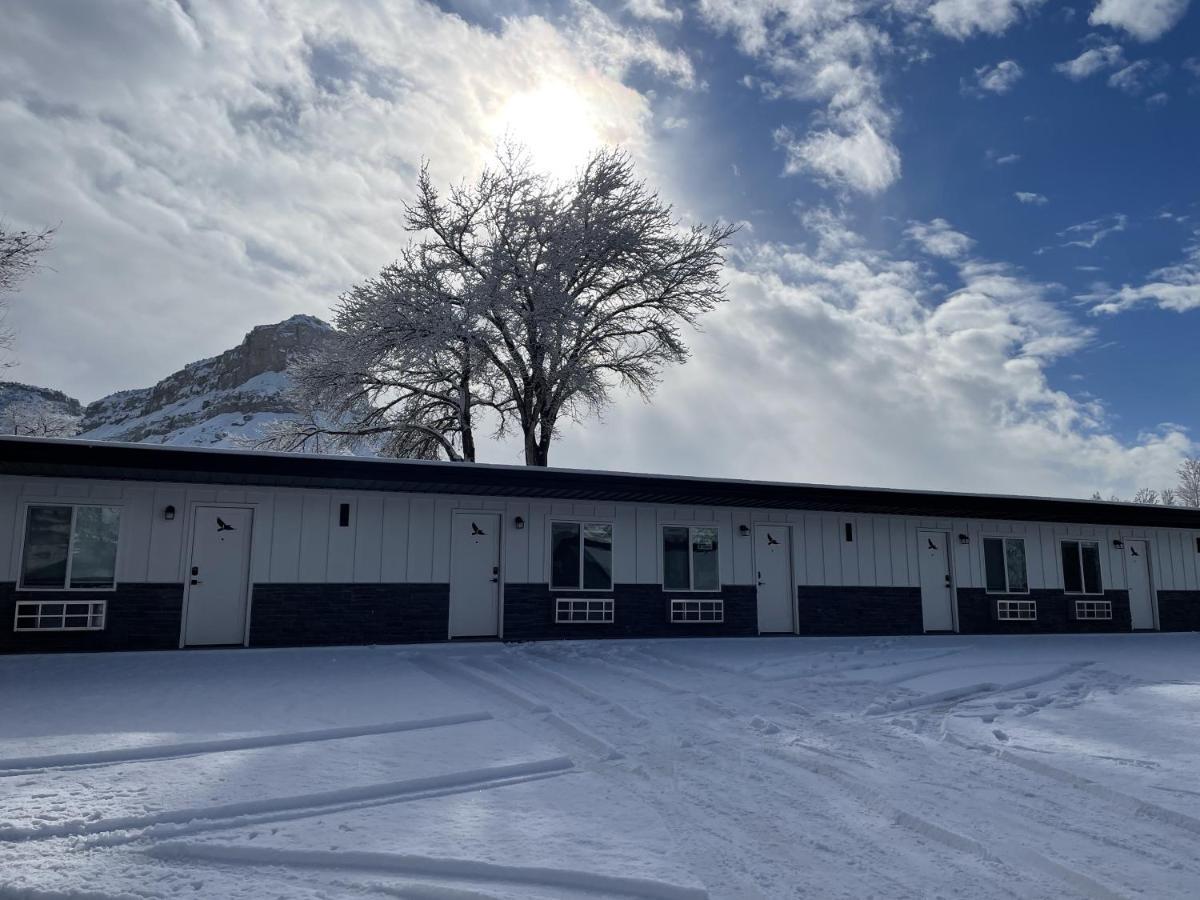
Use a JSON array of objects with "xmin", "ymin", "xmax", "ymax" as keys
[{"xmin": 3, "ymin": 475, "xmax": 1200, "ymax": 594}]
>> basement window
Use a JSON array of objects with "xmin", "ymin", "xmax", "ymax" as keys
[
  {"xmin": 671, "ymin": 599, "xmax": 724, "ymax": 623},
  {"xmin": 555, "ymin": 598, "xmax": 614, "ymax": 624},
  {"xmin": 662, "ymin": 526, "xmax": 720, "ymax": 591},
  {"xmin": 1061, "ymin": 540, "xmax": 1103, "ymax": 595},
  {"xmin": 19, "ymin": 505, "xmax": 121, "ymax": 591},
  {"xmin": 1074, "ymin": 600, "xmax": 1113, "ymax": 620},
  {"xmin": 551, "ymin": 522, "xmax": 613, "ymax": 590},
  {"xmin": 14, "ymin": 600, "xmax": 106, "ymax": 631},
  {"xmin": 996, "ymin": 599, "xmax": 1037, "ymax": 621},
  {"xmin": 983, "ymin": 537, "xmax": 1029, "ymax": 594}
]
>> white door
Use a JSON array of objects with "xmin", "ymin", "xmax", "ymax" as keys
[
  {"xmin": 754, "ymin": 525, "xmax": 794, "ymax": 633},
  {"xmin": 184, "ymin": 507, "xmax": 253, "ymax": 646},
  {"xmin": 449, "ymin": 512, "xmax": 501, "ymax": 638},
  {"xmin": 917, "ymin": 530, "xmax": 956, "ymax": 632},
  {"xmin": 1124, "ymin": 540, "xmax": 1156, "ymax": 630}
]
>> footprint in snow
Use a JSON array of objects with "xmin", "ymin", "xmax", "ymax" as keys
[{"xmin": 992, "ymin": 729, "xmax": 1009, "ymax": 742}]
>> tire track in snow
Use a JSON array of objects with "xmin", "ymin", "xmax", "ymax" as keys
[
  {"xmin": 0, "ymin": 757, "xmax": 575, "ymax": 842},
  {"xmin": 142, "ymin": 842, "xmax": 710, "ymax": 900},
  {"xmin": 583, "ymin": 647, "xmax": 1138, "ymax": 899},
  {"xmin": 0, "ymin": 711, "xmax": 493, "ymax": 776}
]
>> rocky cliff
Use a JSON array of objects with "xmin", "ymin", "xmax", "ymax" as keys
[{"xmin": 0, "ymin": 315, "xmax": 333, "ymax": 447}]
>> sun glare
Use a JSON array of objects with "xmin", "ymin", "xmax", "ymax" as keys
[{"xmin": 494, "ymin": 84, "xmax": 601, "ymax": 178}]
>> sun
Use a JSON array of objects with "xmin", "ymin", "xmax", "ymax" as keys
[{"xmin": 494, "ymin": 83, "xmax": 602, "ymax": 179}]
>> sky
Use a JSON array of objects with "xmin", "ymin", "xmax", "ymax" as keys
[{"xmin": 1, "ymin": 0, "xmax": 1198, "ymax": 498}]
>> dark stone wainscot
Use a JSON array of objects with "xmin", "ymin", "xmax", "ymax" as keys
[
  {"xmin": 503, "ymin": 583, "xmax": 757, "ymax": 641},
  {"xmin": 794, "ymin": 586, "xmax": 924, "ymax": 636},
  {"xmin": 0, "ymin": 582, "xmax": 184, "ymax": 653},
  {"xmin": 955, "ymin": 588, "xmax": 1131, "ymax": 634},
  {"xmin": 248, "ymin": 583, "xmax": 449, "ymax": 647},
  {"xmin": 1157, "ymin": 591, "xmax": 1200, "ymax": 632}
]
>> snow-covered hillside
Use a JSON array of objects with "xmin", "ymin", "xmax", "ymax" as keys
[
  {"xmin": 0, "ymin": 381, "xmax": 82, "ymax": 436},
  {"xmin": 0, "ymin": 315, "xmax": 333, "ymax": 448},
  {"xmin": 2, "ymin": 634, "xmax": 1199, "ymax": 898}
]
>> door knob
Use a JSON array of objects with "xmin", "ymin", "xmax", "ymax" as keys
[
  {"xmin": 944, "ymin": 574, "xmax": 951, "ymax": 588},
  {"xmin": 190, "ymin": 579, "xmax": 203, "ymax": 586}
]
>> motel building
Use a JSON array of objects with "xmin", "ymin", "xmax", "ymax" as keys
[{"xmin": 2, "ymin": 436, "xmax": 1199, "ymax": 653}]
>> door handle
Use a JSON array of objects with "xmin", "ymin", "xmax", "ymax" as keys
[
  {"xmin": 190, "ymin": 579, "xmax": 203, "ymax": 586},
  {"xmin": 756, "ymin": 570, "xmax": 764, "ymax": 587},
  {"xmin": 944, "ymin": 574, "xmax": 951, "ymax": 588},
  {"xmin": 491, "ymin": 565, "xmax": 499, "ymax": 584}
]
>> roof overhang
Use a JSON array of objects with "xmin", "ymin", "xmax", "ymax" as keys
[{"xmin": 2, "ymin": 436, "xmax": 1199, "ymax": 529}]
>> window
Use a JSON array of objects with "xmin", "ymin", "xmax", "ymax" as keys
[
  {"xmin": 1061, "ymin": 540, "xmax": 1103, "ymax": 595},
  {"xmin": 338, "ymin": 503, "xmax": 351, "ymax": 527},
  {"xmin": 670, "ymin": 598, "xmax": 724, "ymax": 623},
  {"xmin": 1074, "ymin": 599, "xmax": 1112, "ymax": 620},
  {"xmin": 14, "ymin": 600, "xmax": 106, "ymax": 631},
  {"xmin": 983, "ymin": 537, "xmax": 1029, "ymax": 594},
  {"xmin": 20, "ymin": 505, "xmax": 121, "ymax": 590},
  {"xmin": 844, "ymin": 522, "xmax": 854, "ymax": 542},
  {"xmin": 997, "ymin": 599, "xmax": 1037, "ymax": 621},
  {"xmin": 662, "ymin": 525, "xmax": 720, "ymax": 591},
  {"xmin": 555, "ymin": 598, "xmax": 614, "ymax": 623},
  {"xmin": 550, "ymin": 521, "xmax": 613, "ymax": 590}
]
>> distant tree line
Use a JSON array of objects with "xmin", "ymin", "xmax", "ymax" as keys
[{"xmin": 1094, "ymin": 458, "xmax": 1200, "ymax": 507}]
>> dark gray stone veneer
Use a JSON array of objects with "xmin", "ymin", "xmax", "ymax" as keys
[
  {"xmin": 794, "ymin": 586, "xmax": 924, "ymax": 636},
  {"xmin": 0, "ymin": 582, "xmax": 183, "ymax": 653},
  {"xmin": 955, "ymin": 588, "xmax": 1131, "ymax": 634},
  {"xmin": 1157, "ymin": 591, "xmax": 1200, "ymax": 632},
  {"xmin": 249, "ymin": 582, "xmax": 449, "ymax": 647},
  {"xmin": 502, "ymin": 583, "xmax": 758, "ymax": 641}
]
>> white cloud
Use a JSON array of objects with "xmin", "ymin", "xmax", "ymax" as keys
[
  {"xmin": 0, "ymin": 0, "xmax": 682, "ymax": 398},
  {"xmin": 971, "ymin": 59, "xmax": 1024, "ymax": 94},
  {"xmin": 1060, "ymin": 214, "xmax": 1128, "ymax": 248},
  {"xmin": 926, "ymin": 0, "xmax": 1048, "ymax": 39},
  {"xmin": 624, "ymin": 0, "xmax": 683, "ymax": 23},
  {"xmin": 1055, "ymin": 43, "xmax": 1124, "ymax": 79},
  {"xmin": 776, "ymin": 120, "xmax": 902, "ymax": 195},
  {"xmin": 1146, "ymin": 91, "xmax": 1170, "ymax": 106},
  {"xmin": 1107, "ymin": 59, "xmax": 1169, "ymax": 94},
  {"xmin": 697, "ymin": 5, "xmax": 901, "ymax": 194},
  {"xmin": 906, "ymin": 219, "xmax": 975, "ymax": 258},
  {"xmin": 986, "ymin": 150, "xmax": 1021, "ymax": 165},
  {"xmin": 550, "ymin": 212, "xmax": 1193, "ymax": 496},
  {"xmin": 1085, "ymin": 238, "xmax": 1200, "ymax": 313},
  {"xmin": 1089, "ymin": 0, "xmax": 1192, "ymax": 42},
  {"xmin": 1015, "ymin": 191, "xmax": 1048, "ymax": 205}
]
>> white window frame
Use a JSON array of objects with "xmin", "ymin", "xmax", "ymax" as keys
[
  {"xmin": 17, "ymin": 503, "xmax": 122, "ymax": 592},
  {"xmin": 996, "ymin": 599, "xmax": 1037, "ymax": 621},
  {"xmin": 670, "ymin": 598, "xmax": 724, "ymax": 623},
  {"xmin": 1074, "ymin": 599, "xmax": 1113, "ymax": 620},
  {"xmin": 1061, "ymin": 539, "xmax": 1104, "ymax": 596},
  {"xmin": 14, "ymin": 599, "xmax": 107, "ymax": 631},
  {"xmin": 982, "ymin": 536, "xmax": 1030, "ymax": 595},
  {"xmin": 660, "ymin": 524, "xmax": 722, "ymax": 593},
  {"xmin": 548, "ymin": 519, "xmax": 615, "ymax": 592},
  {"xmin": 555, "ymin": 598, "xmax": 615, "ymax": 624}
]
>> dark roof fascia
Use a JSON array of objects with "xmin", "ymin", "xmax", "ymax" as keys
[{"xmin": 2, "ymin": 437, "xmax": 1200, "ymax": 529}]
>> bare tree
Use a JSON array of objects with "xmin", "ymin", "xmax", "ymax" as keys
[
  {"xmin": 1, "ymin": 224, "xmax": 55, "ymax": 364},
  {"xmin": 268, "ymin": 145, "xmax": 736, "ymax": 463},
  {"xmin": 1, "ymin": 401, "xmax": 79, "ymax": 437},
  {"xmin": 1178, "ymin": 457, "xmax": 1200, "ymax": 508},
  {"xmin": 1131, "ymin": 488, "xmax": 1159, "ymax": 505},
  {"xmin": 408, "ymin": 146, "xmax": 737, "ymax": 465},
  {"xmin": 261, "ymin": 259, "xmax": 502, "ymax": 460},
  {"xmin": 1160, "ymin": 487, "xmax": 1177, "ymax": 506}
]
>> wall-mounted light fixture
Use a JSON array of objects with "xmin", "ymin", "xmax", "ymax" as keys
[
  {"xmin": 738, "ymin": 524, "xmax": 750, "ymax": 537},
  {"xmin": 1112, "ymin": 539, "xmax": 1125, "ymax": 550},
  {"xmin": 163, "ymin": 505, "xmax": 176, "ymax": 521},
  {"xmin": 957, "ymin": 533, "xmax": 970, "ymax": 545},
  {"xmin": 514, "ymin": 516, "xmax": 525, "ymax": 530}
]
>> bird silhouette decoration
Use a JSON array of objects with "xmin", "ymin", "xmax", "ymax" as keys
[
  {"xmin": 471, "ymin": 522, "xmax": 485, "ymax": 536},
  {"xmin": 927, "ymin": 538, "xmax": 938, "ymax": 551},
  {"xmin": 766, "ymin": 533, "xmax": 779, "ymax": 546},
  {"xmin": 216, "ymin": 517, "xmax": 235, "ymax": 532},
  {"xmin": 1130, "ymin": 547, "xmax": 1140, "ymax": 557}
]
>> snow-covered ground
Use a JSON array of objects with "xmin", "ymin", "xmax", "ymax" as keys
[{"xmin": 3, "ymin": 635, "xmax": 1200, "ymax": 899}]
